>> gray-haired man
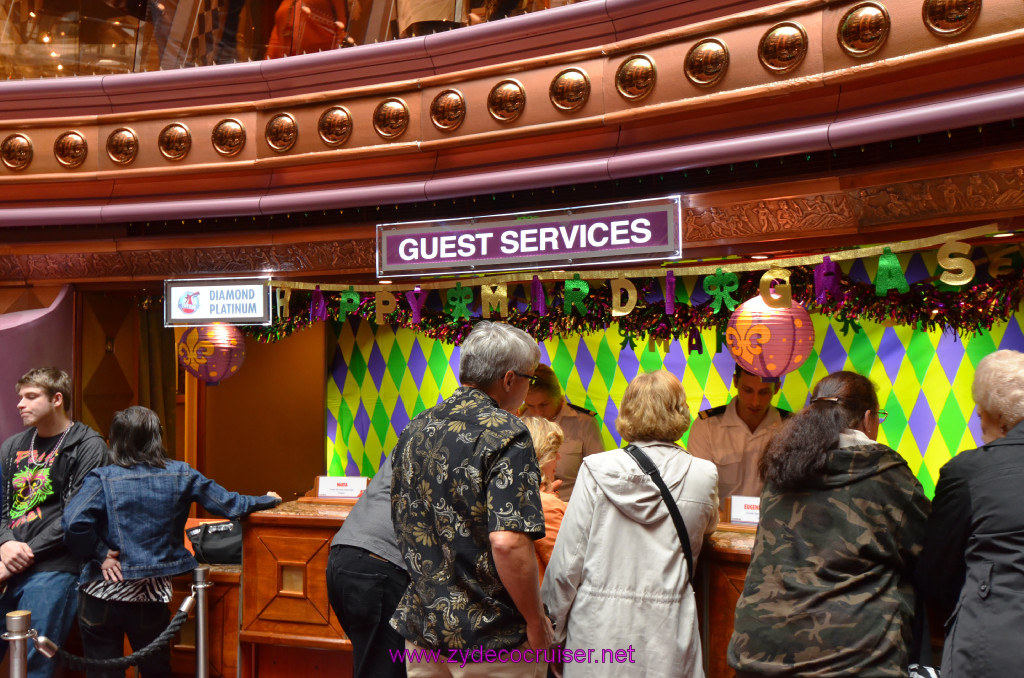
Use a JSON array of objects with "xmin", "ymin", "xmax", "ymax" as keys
[{"xmin": 391, "ymin": 321, "xmax": 553, "ymax": 677}]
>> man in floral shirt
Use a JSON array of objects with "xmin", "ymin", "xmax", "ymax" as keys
[{"xmin": 391, "ymin": 321, "xmax": 552, "ymax": 677}]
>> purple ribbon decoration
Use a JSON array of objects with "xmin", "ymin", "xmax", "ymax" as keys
[
  {"xmin": 532, "ymin": 276, "xmax": 547, "ymax": 316},
  {"xmin": 310, "ymin": 285, "xmax": 328, "ymax": 322},
  {"xmin": 406, "ymin": 286, "xmax": 426, "ymax": 325},
  {"xmin": 814, "ymin": 256, "xmax": 841, "ymax": 303}
]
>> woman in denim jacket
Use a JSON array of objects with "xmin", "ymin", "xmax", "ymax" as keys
[{"xmin": 62, "ymin": 406, "xmax": 280, "ymax": 677}]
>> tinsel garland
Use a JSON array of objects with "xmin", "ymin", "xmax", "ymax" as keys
[{"xmin": 245, "ymin": 266, "xmax": 1024, "ymax": 345}]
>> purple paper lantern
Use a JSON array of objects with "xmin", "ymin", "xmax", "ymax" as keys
[
  {"xmin": 725, "ymin": 295, "xmax": 814, "ymax": 378},
  {"xmin": 177, "ymin": 323, "xmax": 246, "ymax": 384}
]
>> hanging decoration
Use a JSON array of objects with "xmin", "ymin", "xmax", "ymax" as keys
[
  {"xmin": 665, "ymin": 272, "xmax": 677, "ymax": 315},
  {"xmin": 532, "ymin": 276, "xmax": 547, "ymax": 316},
  {"xmin": 481, "ymin": 284, "xmax": 508, "ymax": 318},
  {"xmin": 726, "ymin": 295, "xmax": 815, "ymax": 378},
  {"xmin": 375, "ymin": 291, "xmax": 396, "ymax": 325},
  {"xmin": 703, "ymin": 267, "xmax": 740, "ymax": 313},
  {"xmin": 611, "ymin": 277, "xmax": 638, "ymax": 317},
  {"xmin": 447, "ymin": 283, "xmax": 474, "ymax": 320},
  {"xmin": 814, "ymin": 256, "xmax": 841, "ymax": 302},
  {"xmin": 339, "ymin": 286, "xmax": 361, "ymax": 319},
  {"xmin": 245, "ymin": 226, "xmax": 1023, "ymax": 346},
  {"xmin": 310, "ymin": 285, "xmax": 328, "ymax": 322},
  {"xmin": 875, "ymin": 247, "xmax": 911, "ymax": 296},
  {"xmin": 564, "ymin": 274, "xmax": 589, "ymax": 316},
  {"xmin": 177, "ymin": 323, "xmax": 246, "ymax": 384},
  {"xmin": 406, "ymin": 286, "xmax": 427, "ymax": 325}
]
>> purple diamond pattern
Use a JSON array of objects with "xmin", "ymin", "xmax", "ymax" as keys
[
  {"xmin": 330, "ymin": 349, "xmax": 348, "ymax": 390},
  {"xmin": 353, "ymin": 402, "xmax": 371, "ymax": 441},
  {"xmin": 603, "ymin": 400, "xmax": 621, "ymax": 447},
  {"xmin": 711, "ymin": 346, "xmax": 736, "ymax": 385},
  {"xmin": 617, "ymin": 345, "xmax": 640, "ymax": 383},
  {"xmin": 819, "ymin": 325, "xmax": 847, "ymax": 374},
  {"xmin": 999, "ymin": 315, "xmax": 1024, "ymax": 351},
  {"xmin": 391, "ymin": 395, "xmax": 411, "ymax": 436},
  {"xmin": 448, "ymin": 345, "xmax": 461, "ymax": 379},
  {"xmin": 904, "ymin": 253, "xmax": 930, "ymax": 284},
  {"xmin": 574, "ymin": 341, "xmax": 596, "ymax": 386},
  {"xmin": 966, "ymin": 407, "xmax": 983, "ymax": 446},
  {"xmin": 326, "ymin": 410, "xmax": 338, "ymax": 444},
  {"xmin": 935, "ymin": 332, "xmax": 965, "ymax": 384},
  {"xmin": 690, "ymin": 283, "xmax": 710, "ymax": 305},
  {"xmin": 662, "ymin": 345, "xmax": 687, "ymax": 376},
  {"xmin": 367, "ymin": 343, "xmax": 387, "ymax": 390},
  {"xmin": 907, "ymin": 392, "xmax": 936, "ymax": 450},
  {"xmin": 877, "ymin": 327, "xmax": 906, "ymax": 385},
  {"xmin": 406, "ymin": 340, "xmax": 427, "ymax": 384},
  {"xmin": 846, "ymin": 258, "xmax": 871, "ymax": 284}
]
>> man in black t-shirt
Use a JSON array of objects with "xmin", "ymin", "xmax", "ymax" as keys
[{"xmin": 0, "ymin": 367, "xmax": 108, "ymax": 678}]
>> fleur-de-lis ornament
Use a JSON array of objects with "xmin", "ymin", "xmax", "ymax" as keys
[
  {"xmin": 703, "ymin": 268, "xmax": 739, "ymax": 313},
  {"xmin": 726, "ymin": 311, "xmax": 772, "ymax": 366}
]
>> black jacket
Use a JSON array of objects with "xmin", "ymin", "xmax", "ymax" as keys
[
  {"xmin": 0, "ymin": 422, "xmax": 109, "ymax": 574},
  {"xmin": 919, "ymin": 419, "xmax": 1024, "ymax": 678}
]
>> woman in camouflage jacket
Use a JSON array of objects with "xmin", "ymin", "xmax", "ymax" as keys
[{"xmin": 728, "ymin": 371, "xmax": 930, "ymax": 677}]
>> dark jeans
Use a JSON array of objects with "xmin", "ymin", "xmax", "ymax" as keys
[
  {"xmin": 0, "ymin": 570, "xmax": 78, "ymax": 678},
  {"xmin": 76, "ymin": 592, "xmax": 172, "ymax": 678},
  {"xmin": 326, "ymin": 545, "xmax": 409, "ymax": 678}
]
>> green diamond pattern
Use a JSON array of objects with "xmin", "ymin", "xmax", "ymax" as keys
[
  {"xmin": 427, "ymin": 341, "xmax": 449, "ymax": 387},
  {"xmin": 965, "ymin": 329, "xmax": 997, "ymax": 368},
  {"xmin": 387, "ymin": 341, "xmax": 407, "ymax": 388},
  {"xmin": 594, "ymin": 336, "xmax": 618, "ymax": 390},
  {"xmin": 847, "ymin": 330, "xmax": 876, "ymax": 377},
  {"xmin": 936, "ymin": 393, "xmax": 967, "ymax": 457},
  {"xmin": 906, "ymin": 330, "xmax": 934, "ymax": 383}
]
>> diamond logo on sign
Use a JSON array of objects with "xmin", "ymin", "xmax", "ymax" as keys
[{"xmin": 178, "ymin": 291, "xmax": 201, "ymax": 315}]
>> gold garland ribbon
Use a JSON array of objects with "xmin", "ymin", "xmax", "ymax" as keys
[{"xmin": 269, "ymin": 223, "xmax": 999, "ymax": 294}]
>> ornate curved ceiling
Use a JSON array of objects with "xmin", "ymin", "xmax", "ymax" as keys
[{"xmin": 1, "ymin": 0, "xmax": 1024, "ymax": 283}]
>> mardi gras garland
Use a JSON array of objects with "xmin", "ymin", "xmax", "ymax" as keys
[{"xmin": 245, "ymin": 264, "xmax": 1024, "ymax": 346}]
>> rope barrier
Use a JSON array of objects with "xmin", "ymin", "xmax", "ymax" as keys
[{"xmin": 34, "ymin": 594, "xmax": 196, "ymax": 672}]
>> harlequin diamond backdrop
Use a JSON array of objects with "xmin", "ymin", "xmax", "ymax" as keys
[
  {"xmin": 325, "ymin": 250, "xmax": 1024, "ymax": 498},
  {"xmin": 326, "ymin": 310, "xmax": 1024, "ymax": 498}
]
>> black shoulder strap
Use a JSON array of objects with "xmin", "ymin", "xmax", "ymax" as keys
[{"xmin": 623, "ymin": 444, "xmax": 694, "ymax": 586}]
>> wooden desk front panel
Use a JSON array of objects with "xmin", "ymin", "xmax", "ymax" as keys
[{"xmin": 240, "ymin": 520, "xmax": 348, "ymax": 650}]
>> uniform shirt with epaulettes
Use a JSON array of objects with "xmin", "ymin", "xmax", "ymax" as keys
[
  {"xmin": 552, "ymin": 400, "xmax": 605, "ymax": 502},
  {"xmin": 686, "ymin": 400, "xmax": 789, "ymax": 499}
]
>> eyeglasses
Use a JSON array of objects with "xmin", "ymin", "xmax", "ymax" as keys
[
  {"xmin": 877, "ymin": 409, "xmax": 888, "ymax": 423},
  {"xmin": 513, "ymin": 371, "xmax": 539, "ymax": 386}
]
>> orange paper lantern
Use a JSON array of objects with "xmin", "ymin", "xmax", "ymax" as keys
[
  {"xmin": 725, "ymin": 296, "xmax": 814, "ymax": 378},
  {"xmin": 177, "ymin": 323, "xmax": 246, "ymax": 384}
]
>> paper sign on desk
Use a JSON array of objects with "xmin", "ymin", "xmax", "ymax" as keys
[
  {"xmin": 317, "ymin": 476, "xmax": 368, "ymax": 499},
  {"xmin": 730, "ymin": 495, "xmax": 760, "ymax": 524}
]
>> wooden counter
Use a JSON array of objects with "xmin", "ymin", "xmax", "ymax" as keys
[
  {"xmin": 240, "ymin": 500, "xmax": 353, "ymax": 678},
  {"xmin": 697, "ymin": 524, "xmax": 756, "ymax": 678}
]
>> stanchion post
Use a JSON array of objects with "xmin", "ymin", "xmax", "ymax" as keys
[
  {"xmin": 3, "ymin": 611, "xmax": 32, "ymax": 678},
  {"xmin": 193, "ymin": 566, "xmax": 212, "ymax": 678}
]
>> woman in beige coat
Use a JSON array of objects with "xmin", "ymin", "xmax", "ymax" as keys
[{"xmin": 541, "ymin": 370, "xmax": 719, "ymax": 677}]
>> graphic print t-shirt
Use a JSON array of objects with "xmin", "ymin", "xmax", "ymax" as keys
[{"xmin": 10, "ymin": 432, "xmax": 63, "ymax": 530}]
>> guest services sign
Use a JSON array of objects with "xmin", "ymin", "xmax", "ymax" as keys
[
  {"xmin": 164, "ymin": 277, "xmax": 271, "ymax": 326},
  {"xmin": 376, "ymin": 196, "xmax": 682, "ymax": 277}
]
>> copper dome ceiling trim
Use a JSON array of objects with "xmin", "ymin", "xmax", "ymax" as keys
[{"xmin": 0, "ymin": 0, "xmax": 1022, "ymax": 229}]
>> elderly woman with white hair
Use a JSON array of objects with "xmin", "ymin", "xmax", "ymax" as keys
[
  {"xmin": 541, "ymin": 370, "xmax": 718, "ymax": 677},
  {"xmin": 920, "ymin": 349, "xmax": 1024, "ymax": 678}
]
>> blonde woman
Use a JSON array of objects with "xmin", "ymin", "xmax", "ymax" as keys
[
  {"xmin": 542, "ymin": 370, "xmax": 719, "ymax": 677},
  {"xmin": 521, "ymin": 416, "xmax": 566, "ymax": 580}
]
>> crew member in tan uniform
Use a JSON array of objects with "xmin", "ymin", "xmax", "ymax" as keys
[
  {"xmin": 522, "ymin": 364, "xmax": 604, "ymax": 502},
  {"xmin": 687, "ymin": 365, "xmax": 789, "ymax": 502}
]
